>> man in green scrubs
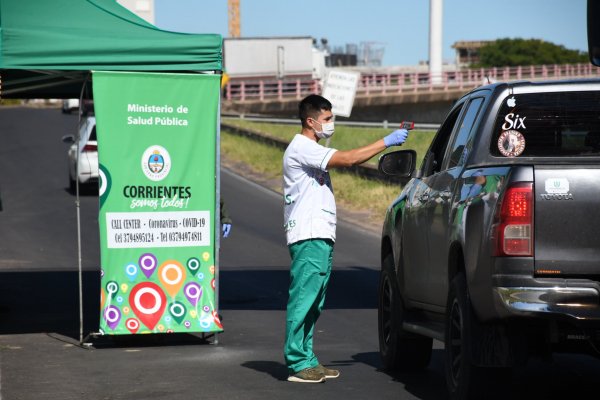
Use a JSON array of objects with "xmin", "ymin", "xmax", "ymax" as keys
[{"xmin": 283, "ymin": 95, "xmax": 409, "ymax": 383}]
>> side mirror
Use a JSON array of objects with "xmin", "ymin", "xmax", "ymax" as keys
[
  {"xmin": 61, "ymin": 134, "xmax": 75, "ymax": 144},
  {"xmin": 378, "ymin": 150, "xmax": 416, "ymax": 177},
  {"xmin": 588, "ymin": 0, "xmax": 600, "ymax": 66}
]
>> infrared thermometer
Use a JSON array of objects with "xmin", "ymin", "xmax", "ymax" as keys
[{"xmin": 400, "ymin": 121, "xmax": 415, "ymax": 130}]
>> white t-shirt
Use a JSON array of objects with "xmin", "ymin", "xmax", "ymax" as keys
[{"xmin": 283, "ymin": 134, "xmax": 338, "ymax": 245}]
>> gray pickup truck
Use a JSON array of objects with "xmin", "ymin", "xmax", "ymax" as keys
[{"xmin": 377, "ymin": 79, "xmax": 600, "ymax": 400}]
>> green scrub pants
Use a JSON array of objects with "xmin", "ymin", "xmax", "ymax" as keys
[{"xmin": 284, "ymin": 238, "xmax": 334, "ymax": 373}]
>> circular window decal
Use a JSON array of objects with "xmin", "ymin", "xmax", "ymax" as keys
[{"xmin": 498, "ymin": 130, "xmax": 526, "ymax": 157}]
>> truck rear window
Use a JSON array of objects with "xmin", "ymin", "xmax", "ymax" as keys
[{"xmin": 491, "ymin": 90, "xmax": 600, "ymax": 157}]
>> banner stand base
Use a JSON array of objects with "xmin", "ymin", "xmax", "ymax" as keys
[{"xmin": 75, "ymin": 331, "xmax": 220, "ymax": 349}]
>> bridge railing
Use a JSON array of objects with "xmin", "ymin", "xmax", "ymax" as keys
[
  {"xmin": 224, "ymin": 79, "xmax": 320, "ymax": 102},
  {"xmin": 224, "ymin": 63, "xmax": 600, "ymax": 101}
]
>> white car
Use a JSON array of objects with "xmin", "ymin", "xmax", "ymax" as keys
[{"xmin": 62, "ymin": 116, "xmax": 98, "ymax": 192}]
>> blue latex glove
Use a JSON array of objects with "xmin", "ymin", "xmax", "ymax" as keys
[
  {"xmin": 383, "ymin": 129, "xmax": 409, "ymax": 147},
  {"xmin": 222, "ymin": 223, "xmax": 232, "ymax": 238}
]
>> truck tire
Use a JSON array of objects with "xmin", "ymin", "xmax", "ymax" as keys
[
  {"xmin": 378, "ymin": 252, "xmax": 432, "ymax": 371},
  {"xmin": 445, "ymin": 273, "xmax": 507, "ymax": 400}
]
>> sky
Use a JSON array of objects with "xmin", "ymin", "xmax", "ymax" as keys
[{"xmin": 154, "ymin": 0, "xmax": 588, "ymax": 67}]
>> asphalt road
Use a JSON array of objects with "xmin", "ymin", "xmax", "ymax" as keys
[{"xmin": 0, "ymin": 107, "xmax": 600, "ymax": 400}]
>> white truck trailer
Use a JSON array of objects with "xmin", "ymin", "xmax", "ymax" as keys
[{"xmin": 223, "ymin": 37, "xmax": 323, "ymax": 80}]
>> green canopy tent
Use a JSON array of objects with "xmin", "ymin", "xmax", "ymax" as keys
[
  {"xmin": 0, "ymin": 0, "xmax": 224, "ymax": 344},
  {"xmin": 0, "ymin": 0, "xmax": 222, "ymax": 99}
]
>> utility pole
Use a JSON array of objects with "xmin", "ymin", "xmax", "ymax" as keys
[
  {"xmin": 228, "ymin": 0, "xmax": 241, "ymax": 38},
  {"xmin": 429, "ymin": 0, "xmax": 443, "ymax": 84}
]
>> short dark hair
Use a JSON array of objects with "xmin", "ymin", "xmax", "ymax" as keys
[{"xmin": 299, "ymin": 94, "xmax": 332, "ymax": 128}]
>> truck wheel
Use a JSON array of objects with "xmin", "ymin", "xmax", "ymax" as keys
[
  {"xmin": 445, "ymin": 273, "xmax": 507, "ymax": 400},
  {"xmin": 378, "ymin": 253, "xmax": 432, "ymax": 371}
]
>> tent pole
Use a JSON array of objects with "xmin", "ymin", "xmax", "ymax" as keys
[
  {"xmin": 76, "ymin": 74, "xmax": 90, "ymax": 345},
  {"xmin": 76, "ymin": 88, "xmax": 83, "ymax": 345}
]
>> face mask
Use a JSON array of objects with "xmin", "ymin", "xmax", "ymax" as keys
[{"xmin": 313, "ymin": 120, "xmax": 335, "ymax": 139}]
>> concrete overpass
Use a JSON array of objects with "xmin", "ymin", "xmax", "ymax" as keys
[{"xmin": 222, "ymin": 63, "xmax": 600, "ymax": 123}]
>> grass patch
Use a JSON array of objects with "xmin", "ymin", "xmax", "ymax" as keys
[
  {"xmin": 222, "ymin": 117, "xmax": 435, "ymax": 167},
  {"xmin": 220, "ymin": 128, "xmax": 283, "ymax": 183},
  {"xmin": 0, "ymin": 99, "xmax": 23, "ymax": 106},
  {"xmin": 220, "ymin": 119, "xmax": 438, "ymax": 228}
]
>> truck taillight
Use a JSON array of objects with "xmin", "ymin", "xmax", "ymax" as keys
[
  {"xmin": 494, "ymin": 183, "xmax": 534, "ymax": 256},
  {"xmin": 82, "ymin": 144, "xmax": 97, "ymax": 152}
]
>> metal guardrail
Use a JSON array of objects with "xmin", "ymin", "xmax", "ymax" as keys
[{"xmin": 221, "ymin": 120, "xmax": 411, "ymax": 185}]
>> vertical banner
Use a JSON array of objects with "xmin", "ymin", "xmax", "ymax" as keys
[{"xmin": 92, "ymin": 71, "xmax": 222, "ymax": 335}]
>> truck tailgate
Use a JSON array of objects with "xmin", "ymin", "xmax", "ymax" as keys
[{"xmin": 534, "ymin": 167, "xmax": 600, "ymax": 275}]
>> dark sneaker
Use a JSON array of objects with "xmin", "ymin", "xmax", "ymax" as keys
[
  {"xmin": 316, "ymin": 364, "xmax": 340, "ymax": 379},
  {"xmin": 287, "ymin": 367, "xmax": 326, "ymax": 383}
]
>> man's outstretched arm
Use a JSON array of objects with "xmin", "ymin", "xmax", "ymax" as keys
[{"xmin": 327, "ymin": 129, "xmax": 409, "ymax": 168}]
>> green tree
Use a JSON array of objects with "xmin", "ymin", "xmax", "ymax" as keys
[{"xmin": 475, "ymin": 38, "xmax": 588, "ymax": 67}]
